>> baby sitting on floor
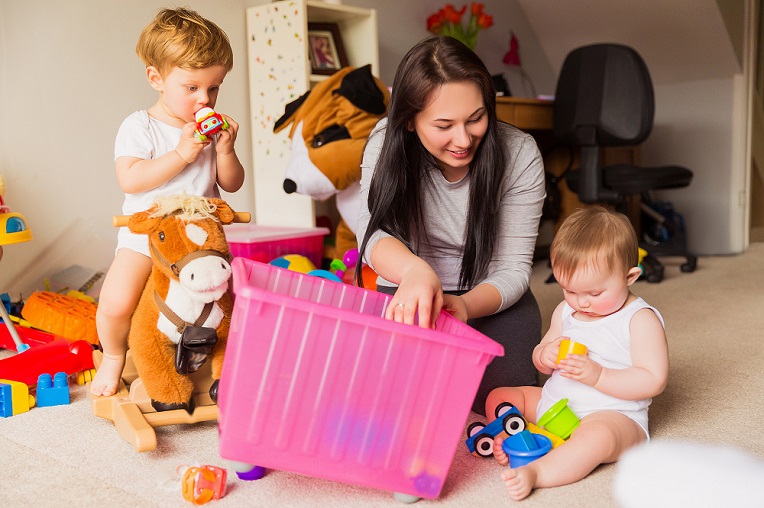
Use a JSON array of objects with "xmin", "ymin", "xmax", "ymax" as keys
[{"xmin": 487, "ymin": 206, "xmax": 669, "ymax": 500}]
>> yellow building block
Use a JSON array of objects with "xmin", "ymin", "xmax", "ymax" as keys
[
  {"xmin": 0, "ymin": 379, "xmax": 36, "ymax": 416},
  {"xmin": 527, "ymin": 422, "xmax": 565, "ymax": 449}
]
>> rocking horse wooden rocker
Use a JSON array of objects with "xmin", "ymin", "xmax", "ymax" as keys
[{"xmin": 90, "ymin": 195, "xmax": 250, "ymax": 451}]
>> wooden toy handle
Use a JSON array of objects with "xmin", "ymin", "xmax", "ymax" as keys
[{"xmin": 112, "ymin": 211, "xmax": 251, "ymax": 227}]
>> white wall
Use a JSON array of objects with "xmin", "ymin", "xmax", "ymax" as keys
[
  {"xmin": 646, "ymin": 78, "xmax": 744, "ymax": 255},
  {"xmin": 0, "ymin": 0, "xmax": 550, "ymax": 296},
  {"xmin": 514, "ymin": 0, "xmax": 750, "ymax": 257},
  {"xmin": 0, "ymin": 0, "xmax": 259, "ymax": 294},
  {"xmin": 348, "ymin": 0, "xmax": 557, "ymax": 96},
  {"xmin": 1, "ymin": 0, "xmax": 749, "ymax": 299}
]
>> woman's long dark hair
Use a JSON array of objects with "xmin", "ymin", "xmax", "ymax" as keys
[{"xmin": 356, "ymin": 35, "xmax": 505, "ymax": 290}]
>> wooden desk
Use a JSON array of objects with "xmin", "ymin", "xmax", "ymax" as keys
[
  {"xmin": 495, "ymin": 96, "xmax": 641, "ymax": 233},
  {"xmin": 495, "ymin": 97, "xmax": 554, "ymax": 131}
]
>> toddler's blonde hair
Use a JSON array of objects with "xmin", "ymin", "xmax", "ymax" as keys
[
  {"xmin": 550, "ymin": 206, "xmax": 639, "ymax": 282},
  {"xmin": 136, "ymin": 7, "xmax": 233, "ymax": 77}
]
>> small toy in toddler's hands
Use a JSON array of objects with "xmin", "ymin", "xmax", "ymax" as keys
[
  {"xmin": 194, "ymin": 107, "xmax": 228, "ymax": 141},
  {"xmin": 556, "ymin": 338, "xmax": 587, "ymax": 364}
]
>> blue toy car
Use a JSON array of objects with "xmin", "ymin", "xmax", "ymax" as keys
[{"xmin": 465, "ymin": 402, "xmax": 527, "ymax": 457}]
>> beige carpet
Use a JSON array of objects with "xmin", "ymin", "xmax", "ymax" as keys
[{"xmin": 3, "ymin": 245, "xmax": 763, "ymax": 507}]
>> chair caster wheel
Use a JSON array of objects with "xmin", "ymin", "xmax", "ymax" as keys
[
  {"xmin": 681, "ymin": 258, "xmax": 697, "ymax": 273},
  {"xmin": 646, "ymin": 272, "xmax": 662, "ymax": 283}
]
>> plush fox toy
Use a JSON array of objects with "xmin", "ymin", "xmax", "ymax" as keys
[{"xmin": 273, "ymin": 64, "xmax": 390, "ymax": 257}]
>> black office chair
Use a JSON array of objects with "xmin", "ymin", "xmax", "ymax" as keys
[{"xmin": 553, "ymin": 43, "xmax": 697, "ymax": 282}]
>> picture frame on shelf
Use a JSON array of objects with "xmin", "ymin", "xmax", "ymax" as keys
[{"xmin": 307, "ymin": 22, "xmax": 348, "ymax": 75}]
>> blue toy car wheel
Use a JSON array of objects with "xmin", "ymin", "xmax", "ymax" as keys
[
  {"xmin": 467, "ymin": 421, "xmax": 485, "ymax": 437},
  {"xmin": 495, "ymin": 401, "xmax": 515, "ymax": 419},
  {"xmin": 466, "ymin": 403, "xmax": 528, "ymax": 457},
  {"xmin": 502, "ymin": 414, "xmax": 526, "ymax": 436},
  {"xmin": 472, "ymin": 433, "xmax": 495, "ymax": 457},
  {"xmin": 466, "ymin": 422, "xmax": 495, "ymax": 457}
]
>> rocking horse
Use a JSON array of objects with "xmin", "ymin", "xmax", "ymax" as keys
[{"xmin": 91, "ymin": 195, "xmax": 250, "ymax": 451}]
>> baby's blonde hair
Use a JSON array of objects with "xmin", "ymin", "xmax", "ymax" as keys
[
  {"xmin": 550, "ymin": 206, "xmax": 639, "ymax": 282},
  {"xmin": 136, "ymin": 7, "xmax": 233, "ymax": 77}
]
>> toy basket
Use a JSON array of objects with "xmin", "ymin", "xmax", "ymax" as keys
[
  {"xmin": 224, "ymin": 224, "xmax": 329, "ymax": 267},
  {"xmin": 218, "ymin": 257, "xmax": 503, "ymax": 500}
]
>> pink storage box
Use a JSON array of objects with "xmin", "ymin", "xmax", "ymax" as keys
[
  {"xmin": 224, "ymin": 224, "xmax": 329, "ymax": 267},
  {"xmin": 218, "ymin": 257, "xmax": 503, "ymax": 500}
]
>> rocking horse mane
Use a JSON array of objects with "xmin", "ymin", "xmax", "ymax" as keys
[{"xmin": 149, "ymin": 194, "xmax": 221, "ymax": 222}]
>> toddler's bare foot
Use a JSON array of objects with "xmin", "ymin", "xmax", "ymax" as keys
[
  {"xmin": 493, "ymin": 436, "xmax": 509, "ymax": 466},
  {"xmin": 90, "ymin": 352, "xmax": 125, "ymax": 397},
  {"xmin": 500, "ymin": 466, "xmax": 537, "ymax": 501}
]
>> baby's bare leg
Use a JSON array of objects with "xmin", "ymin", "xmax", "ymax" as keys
[
  {"xmin": 486, "ymin": 386, "xmax": 543, "ymax": 469},
  {"xmin": 500, "ymin": 411, "xmax": 646, "ymax": 500},
  {"xmin": 485, "ymin": 385, "xmax": 542, "ymax": 422},
  {"xmin": 91, "ymin": 249, "xmax": 151, "ymax": 397}
]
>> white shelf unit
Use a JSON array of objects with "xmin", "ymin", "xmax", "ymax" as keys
[{"xmin": 246, "ymin": 0, "xmax": 379, "ymax": 227}]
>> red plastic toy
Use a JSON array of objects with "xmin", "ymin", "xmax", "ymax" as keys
[
  {"xmin": 194, "ymin": 107, "xmax": 228, "ymax": 141},
  {"xmin": 0, "ymin": 337, "xmax": 94, "ymax": 386},
  {"xmin": 0, "ymin": 321, "xmax": 57, "ymax": 350}
]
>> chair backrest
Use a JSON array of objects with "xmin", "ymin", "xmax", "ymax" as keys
[{"xmin": 554, "ymin": 44, "xmax": 655, "ymax": 147}]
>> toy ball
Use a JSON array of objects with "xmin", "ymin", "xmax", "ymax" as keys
[
  {"xmin": 269, "ymin": 254, "xmax": 317, "ymax": 274},
  {"xmin": 306, "ymin": 269, "xmax": 342, "ymax": 283}
]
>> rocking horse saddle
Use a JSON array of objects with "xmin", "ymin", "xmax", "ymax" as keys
[{"xmin": 152, "ymin": 291, "xmax": 220, "ymax": 413}]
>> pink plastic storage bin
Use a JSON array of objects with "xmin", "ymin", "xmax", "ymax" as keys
[
  {"xmin": 218, "ymin": 257, "xmax": 503, "ymax": 500},
  {"xmin": 224, "ymin": 224, "xmax": 329, "ymax": 267}
]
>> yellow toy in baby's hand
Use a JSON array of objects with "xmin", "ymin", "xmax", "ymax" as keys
[{"xmin": 556, "ymin": 338, "xmax": 588, "ymax": 364}]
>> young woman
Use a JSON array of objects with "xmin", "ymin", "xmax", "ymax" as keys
[{"xmin": 355, "ymin": 35, "xmax": 546, "ymax": 413}]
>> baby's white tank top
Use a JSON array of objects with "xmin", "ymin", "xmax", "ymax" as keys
[{"xmin": 537, "ymin": 297, "xmax": 665, "ymax": 437}]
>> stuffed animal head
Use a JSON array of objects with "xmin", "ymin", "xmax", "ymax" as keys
[
  {"xmin": 274, "ymin": 65, "xmax": 390, "ymax": 200},
  {"xmin": 128, "ymin": 195, "xmax": 235, "ymax": 303}
]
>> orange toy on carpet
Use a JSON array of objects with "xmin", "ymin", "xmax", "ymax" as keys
[
  {"xmin": 125, "ymin": 195, "xmax": 237, "ymax": 412},
  {"xmin": 21, "ymin": 291, "xmax": 99, "ymax": 346}
]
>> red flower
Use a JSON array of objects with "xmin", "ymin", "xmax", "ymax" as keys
[
  {"xmin": 443, "ymin": 4, "xmax": 466, "ymax": 24},
  {"xmin": 425, "ymin": 3, "xmax": 493, "ymax": 50},
  {"xmin": 427, "ymin": 13, "xmax": 444, "ymax": 32},
  {"xmin": 476, "ymin": 13, "xmax": 493, "ymax": 29}
]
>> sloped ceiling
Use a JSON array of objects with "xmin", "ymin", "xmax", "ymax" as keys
[{"xmin": 516, "ymin": 0, "xmax": 742, "ymax": 85}]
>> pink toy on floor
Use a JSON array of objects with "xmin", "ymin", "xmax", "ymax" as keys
[{"xmin": 218, "ymin": 257, "xmax": 503, "ymax": 502}]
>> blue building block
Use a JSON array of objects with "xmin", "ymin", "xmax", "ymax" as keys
[
  {"xmin": 0, "ymin": 382, "xmax": 13, "ymax": 417},
  {"xmin": 504, "ymin": 429, "xmax": 539, "ymax": 452},
  {"xmin": 0, "ymin": 379, "xmax": 34, "ymax": 416},
  {"xmin": 36, "ymin": 372, "xmax": 70, "ymax": 407}
]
